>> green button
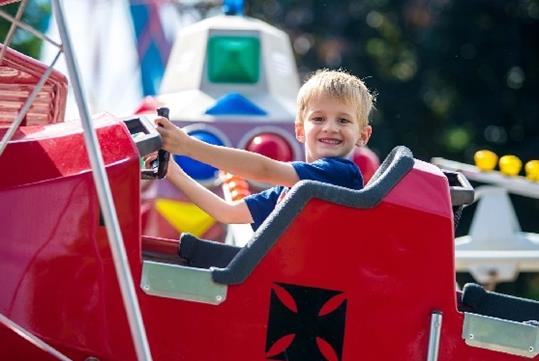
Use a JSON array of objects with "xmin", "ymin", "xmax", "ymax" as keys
[{"xmin": 208, "ymin": 36, "xmax": 260, "ymax": 84}]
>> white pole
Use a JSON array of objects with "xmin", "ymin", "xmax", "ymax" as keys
[{"xmin": 51, "ymin": 1, "xmax": 153, "ymax": 360}]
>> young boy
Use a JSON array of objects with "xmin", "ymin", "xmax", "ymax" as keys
[{"xmin": 154, "ymin": 69, "xmax": 374, "ymax": 231}]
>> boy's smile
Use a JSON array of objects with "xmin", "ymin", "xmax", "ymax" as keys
[{"xmin": 295, "ymin": 95, "xmax": 371, "ymax": 162}]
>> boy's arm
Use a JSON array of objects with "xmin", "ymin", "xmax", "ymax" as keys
[
  {"xmin": 166, "ymin": 161, "xmax": 254, "ymax": 224},
  {"xmin": 156, "ymin": 117, "xmax": 300, "ymax": 187}
]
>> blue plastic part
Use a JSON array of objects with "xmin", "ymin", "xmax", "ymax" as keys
[
  {"xmin": 205, "ymin": 92, "xmax": 267, "ymax": 116},
  {"xmin": 223, "ymin": 0, "xmax": 244, "ymax": 15},
  {"xmin": 174, "ymin": 130, "xmax": 225, "ymax": 181}
]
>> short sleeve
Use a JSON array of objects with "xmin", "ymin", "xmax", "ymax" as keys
[
  {"xmin": 244, "ymin": 186, "xmax": 285, "ymax": 231},
  {"xmin": 292, "ymin": 158, "xmax": 363, "ymax": 189}
]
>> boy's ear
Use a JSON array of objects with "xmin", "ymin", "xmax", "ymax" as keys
[
  {"xmin": 356, "ymin": 125, "xmax": 372, "ymax": 146},
  {"xmin": 295, "ymin": 123, "xmax": 305, "ymax": 143}
]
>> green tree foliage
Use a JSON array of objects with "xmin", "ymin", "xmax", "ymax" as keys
[
  {"xmin": 248, "ymin": 0, "xmax": 539, "ymax": 164},
  {"xmin": 0, "ymin": 0, "xmax": 51, "ymax": 58}
]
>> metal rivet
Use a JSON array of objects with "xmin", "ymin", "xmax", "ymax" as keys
[
  {"xmin": 530, "ymin": 346, "xmax": 534, "ymax": 353},
  {"xmin": 142, "ymin": 284, "xmax": 150, "ymax": 291},
  {"xmin": 216, "ymin": 295, "xmax": 223, "ymax": 302},
  {"xmin": 469, "ymin": 334, "xmax": 474, "ymax": 340}
]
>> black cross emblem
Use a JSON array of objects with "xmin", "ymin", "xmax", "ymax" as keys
[{"xmin": 265, "ymin": 282, "xmax": 347, "ymax": 361}]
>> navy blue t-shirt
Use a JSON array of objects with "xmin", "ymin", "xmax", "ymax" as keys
[{"xmin": 244, "ymin": 157, "xmax": 363, "ymax": 231}]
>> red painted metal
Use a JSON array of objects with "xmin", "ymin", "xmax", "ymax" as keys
[
  {"xmin": 1, "ymin": 116, "xmax": 140, "ymax": 360},
  {"xmin": 0, "ymin": 44, "xmax": 68, "ymax": 127},
  {"xmin": 133, "ymin": 96, "xmax": 162, "ymax": 115},
  {"xmin": 141, "ymin": 235, "xmax": 179, "ymax": 257},
  {"xmin": 0, "ymin": 314, "xmax": 66, "ymax": 361},
  {"xmin": 1, "ymin": 116, "xmax": 536, "ymax": 360},
  {"xmin": 352, "ymin": 146, "xmax": 380, "ymax": 184}
]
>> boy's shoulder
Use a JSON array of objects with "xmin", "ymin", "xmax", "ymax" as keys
[
  {"xmin": 295, "ymin": 157, "xmax": 358, "ymax": 170},
  {"xmin": 292, "ymin": 157, "xmax": 363, "ymax": 189}
]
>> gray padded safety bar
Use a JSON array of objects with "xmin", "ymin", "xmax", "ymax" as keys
[{"xmin": 212, "ymin": 146, "xmax": 415, "ymax": 285}]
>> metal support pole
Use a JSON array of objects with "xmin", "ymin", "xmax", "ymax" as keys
[
  {"xmin": 427, "ymin": 311, "xmax": 443, "ymax": 361},
  {"xmin": 0, "ymin": 312, "xmax": 72, "ymax": 361},
  {"xmin": 51, "ymin": 1, "xmax": 152, "ymax": 360}
]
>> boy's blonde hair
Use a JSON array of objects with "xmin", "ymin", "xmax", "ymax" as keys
[{"xmin": 296, "ymin": 69, "xmax": 375, "ymax": 128}]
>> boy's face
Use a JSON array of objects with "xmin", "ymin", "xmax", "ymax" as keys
[{"xmin": 295, "ymin": 96, "xmax": 372, "ymax": 163}]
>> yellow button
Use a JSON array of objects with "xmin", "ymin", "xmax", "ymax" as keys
[
  {"xmin": 474, "ymin": 150, "xmax": 498, "ymax": 171},
  {"xmin": 499, "ymin": 155, "xmax": 522, "ymax": 176},
  {"xmin": 525, "ymin": 160, "xmax": 539, "ymax": 181}
]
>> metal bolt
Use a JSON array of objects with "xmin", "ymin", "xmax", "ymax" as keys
[
  {"xmin": 142, "ymin": 284, "xmax": 150, "ymax": 291},
  {"xmin": 216, "ymin": 295, "xmax": 223, "ymax": 302},
  {"xmin": 469, "ymin": 334, "xmax": 474, "ymax": 340},
  {"xmin": 530, "ymin": 346, "xmax": 534, "ymax": 353}
]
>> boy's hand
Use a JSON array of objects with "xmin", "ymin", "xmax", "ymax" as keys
[
  {"xmin": 154, "ymin": 116, "xmax": 190, "ymax": 154},
  {"xmin": 143, "ymin": 151, "xmax": 183, "ymax": 181},
  {"xmin": 143, "ymin": 151, "xmax": 158, "ymax": 169}
]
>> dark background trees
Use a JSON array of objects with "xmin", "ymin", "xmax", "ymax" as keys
[
  {"xmin": 249, "ymin": 0, "xmax": 539, "ymax": 163},
  {"xmin": 0, "ymin": 0, "xmax": 50, "ymax": 58}
]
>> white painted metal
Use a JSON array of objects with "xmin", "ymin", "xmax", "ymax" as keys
[
  {"xmin": 159, "ymin": 14, "xmax": 300, "ymax": 122},
  {"xmin": 427, "ymin": 312, "xmax": 442, "ymax": 361},
  {"xmin": 432, "ymin": 157, "xmax": 539, "ymax": 286}
]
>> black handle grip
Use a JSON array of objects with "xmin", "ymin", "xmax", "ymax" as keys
[
  {"xmin": 157, "ymin": 107, "xmax": 169, "ymax": 118},
  {"xmin": 142, "ymin": 107, "xmax": 171, "ymax": 179},
  {"xmin": 155, "ymin": 107, "xmax": 170, "ymax": 178}
]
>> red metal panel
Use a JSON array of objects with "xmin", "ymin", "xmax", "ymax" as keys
[
  {"xmin": 138, "ymin": 168, "xmax": 455, "ymax": 360},
  {"xmin": 0, "ymin": 314, "xmax": 65, "ymax": 361},
  {"xmin": 0, "ymin": 116, "xmax": 140, "ymax": 360},
  {"xmin": 139, "ymin": 161, "xmax": 532, "ymax": 360}
]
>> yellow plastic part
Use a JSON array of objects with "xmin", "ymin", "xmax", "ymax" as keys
[
  {"xmin": 474, "ymin": 150, "xmax": 498, "ymax": 171},
  {"xmin": 499, "ymin": 155, "xmax": 523, "ymax": 176},
  {"xmin": 155, "ymin": 198, "xmax": 216, "ymax": 237},
  {"xmin": 525, "ymin": 160, "xmax": 539, "ymax": 181}
]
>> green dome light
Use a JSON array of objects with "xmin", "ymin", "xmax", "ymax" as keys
[{"xmin": 208, "ymin": 36, "xmax": 260, "ymax": 84}]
